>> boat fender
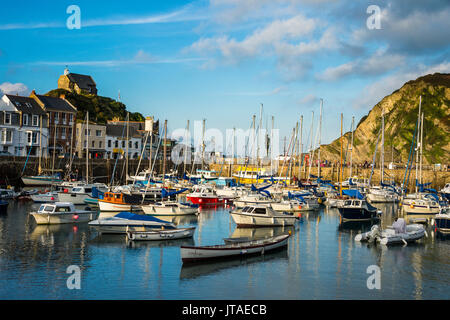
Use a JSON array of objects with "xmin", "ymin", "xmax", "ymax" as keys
[
  {"xmin": 401, "ymin": 239, "xmax": 407, "ymax": 246},
  {"xmin": 424, "ymin": 230, "xmax": 428, "ymax": 238}
]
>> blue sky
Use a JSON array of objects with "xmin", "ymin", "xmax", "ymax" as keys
[{"xmin": 0, "ymin": 0, "xmax": 449, "ymax": 153}]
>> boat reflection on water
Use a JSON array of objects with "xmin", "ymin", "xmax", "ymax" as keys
[
  {"xmin": 179, "ymin": 248, "xmax": 289, "ymax": 280},
  {"xmin": 152, "ymin": 214, "xmax": 198, "ymax": 226},
  {"xmin": 230, "ymin": 225, "xmax": 295, "ymax": 240},
  {"xmin": 338, "ymin": 220, "xmax": 380, "ymax": 232},
  {"xmin": 127, "ymin": 237, "xmax": 195, "ymax": 249}
]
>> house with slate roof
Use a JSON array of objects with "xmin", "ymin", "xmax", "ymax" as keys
[
  {"xmin": 58, "ymin": 67, "xmax": 98, "ymax": 95},
  {"xmin": 30, "ymin": 90, "xmax": 77, "ymax": 156},
  {"xmin": 0, "ymin": 94, "xmax": 49, "ymax": 157}
]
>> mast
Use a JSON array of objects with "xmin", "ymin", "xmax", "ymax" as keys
[
  {"xmin": 299, "ymin": 115, "xmax": 303, "ymax": 180},
  {"xmin": 86, "ymin": 112, "xmax": 89, "ymax": 183},
  {"xmin": 201, "ymin": 119, "xmax": 206, "ymax": 171},
  {"xmin": 420, "ymin": 112, "xmax": 424, "ymax": 185},
  {"xmin": 51, "ymin": 119, "xmax": 57, "ymax": 178},
  {"xmin": 258, "ymin": 104, "xmax": 263, "ymax": 167},
  {"xmin": 318, "ymin": 99, "xmax": 323, "ymax": 178},
  {"xmin": 340, "ymin": 113, "xmax": 343, "ymax": 196},
  {"xmin": 38, "ymin": 114, "xmax": 43, "ymax": 175},
  {"xmin": 380, "ymin": 107, "xmax": 384, "ymax": 184},
  {"xmin": 270, "ymin": 116, "xmax": 274, "ymax": 175},
  {"xmin": 184, "ymin": 120, "xmax": 189, "ymax": 175},
  {"xmin": 125, "ymin": 112, "xmax": 130, "ymax": 184},
  {"xmin": 252, "ymin": 114, "xmax": 256, "ymax": 167},
  {"xmin": 307, "ymin": 111, "xmax": 314, "ymax": 182},
  {"xmin": 149, "ymin": 119, "xmax": 153, "ymax": 177},
  {"xmin": 415, "ymin": 96, "xmax": 421, "ymax": 193},
  {"xmin": 349, "ymin": 116, "xmax": 355, "ymax": 178},
  {"xmin": 163, "ymin": 119, "xmax": 167, "ymax": 180}
]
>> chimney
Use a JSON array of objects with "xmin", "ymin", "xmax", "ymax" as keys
[{"xmin": 60, "ymin": 93, "xmax": 66, "ymax": 100}]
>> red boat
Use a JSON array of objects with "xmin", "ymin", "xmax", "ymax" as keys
[{"xmin": 186, "ymin": 185, "xmax": 232, "ymax": 206}]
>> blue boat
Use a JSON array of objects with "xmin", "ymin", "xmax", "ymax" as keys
[{"xmin": 337, "ymin": 190, "xmax": 381, "ymax": 222}]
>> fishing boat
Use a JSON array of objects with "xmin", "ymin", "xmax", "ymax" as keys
[
  {"xmin": 0, "ymin": 200, "xmax": 8, "ymax": 214},
  {"xmin": 337, "ymin": 190, "xmax": 381, "ymax": 222},
  {"xmin": 88, "ymin": 211, "xmax": 176, "ymax": 234},
  {"xmin": 141, "ymin": 201, "xmax": 199, "ymax": 216},
  {"xmin": 30, "ymin": 191, "xmax": 59, "ymax": 203},
  {"xmin": 434, "ymin": 212, "xmax": 450, "ymax": 235},
  {"xmin": 230, "ymin": 205, "xmax": 299, "ymax": 227},
  {"xmin": 180, "ymin": 234, "xmax": 290, "ymax": 263},
  {"xmin": 98, "ymin": 192, "xmax": 145, "ymax": 212},
  {"xmin": 30, "ymin": 202, "xmax": 98, "ymax": 225},
  {"xmin": 186, "ymin": 185, "xmax": 231, "ymax": 206},
  {"xmin": 58, "ymin": 184, "xmax": 108, "ymax": 205},
  {"xmin": 126, "ymin": 226, "xmax": 196, "ymax": 241},
  {"xmin": 21, "ymin": 175, "xmax": 63, "ymax": 186},
  {"xmin": 355, "ymin": 223, "xmax": 426, "ymax": 245}
]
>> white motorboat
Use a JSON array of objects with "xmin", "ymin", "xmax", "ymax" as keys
[
  {"xmin": 180, "ymin": 234, "xmax": 290, "ymax": 263},
  {"xmin": 215, "ymin": 186, "xmax": 248, "ymax": 199},
  {"xmin": 367, "ymin": 186, "xmax": 398, "ymax": 203},
  {"xmin": 30, "ymin": 191, "xmax": 59, "ymax": 203},
  {"xmin": 355, "ymin": 223, "xmax": 426, "ymax": 245},
  {"xmin": 230, "ymin": 205, "xmax": 299, "ymax": 227},
  {"xmin": 30, "ymin": 202, "xmax": 98, "ymax": 225},
  {"xmin": 270, "ymin": 198, "xmax": 316, "ymax": 212},
  {"xmin": 88, "ymin": 211, "xmax": 176, "ymax": 234},
  {"xmin": 141, "ymin": 201, "xmax": 199, "ymax": 216},
  {"xmin": 440, "ymin": 183, "xmax": 450, "ymax": 201},
  {"xmin": 58, "ymin": 184, "xmax": 108, "ymax": 205},
  {"xmin": 126, "ymin": 226, "xmax": 196, "ymax": 241},
  {"xmin": 401, "ymin": 193, "xmax": 440, "ymax": 216},
  {"xmin": 233, "ymin": 193, "xmax": 274, "ymax": 208}
]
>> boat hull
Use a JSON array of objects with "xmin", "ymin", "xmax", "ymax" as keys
[
  {"xmin": 435, "ymin": 216, "xmax": 450, "ymax": 234},
  {"xmin": 338, "ymin": 208, "xmax": 379, "ymax": 221},
  {"xmin": 231, "ymin": 212, "xmax": 297, "ymax": 227},
  {"xmin": 186, "ymin": 196, "xmax": 228, "ymax": 206},
  {"xmin": 58, "ymin": 192, "xmax": 91, "ymax": 205},
  {"xmin": 181, "ymin": 234, "xmax": 289, "ymax": 263},
  {"xmin": 31, "ymin": 211, "xmax": 99, "ymax": 225},
  {"xmin": 21, "ymin": 176, "xmax": 62, "ymax": 186},
  {"xmin": 141, "ymin": 205, "xmax": 198, "ymax": 216},
  {"xmin": 127, "ymin": 227, "xmax": 195, "ymax": 241},
  {"xmin": 98, "ymin": 201, "xmax": 132, "ymax": 212}
]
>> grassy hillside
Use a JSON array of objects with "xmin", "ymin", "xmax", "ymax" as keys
[
  {"xmin": 45, "ymin": 89, "xmax": 145, "ymax": 124},
  {"xmin": 320, "ymin": 73, "xmax": 450, "ymax": 165}
]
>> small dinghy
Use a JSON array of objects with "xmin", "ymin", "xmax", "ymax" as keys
[
  {"xmin": 355, "ymin": 221, "xmax": 426, "ymax": 246},
  {"xmin": 127, "ymin": 226, "xmax": 196, "ymax": 241},
  {"xmin": 180, "ymin": 234, "xmax": 290, "ymax": 263}
]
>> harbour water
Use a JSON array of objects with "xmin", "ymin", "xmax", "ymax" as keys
[{"xmin": 0, "ymin": 200, "xmax": 449, "ymax": 300}]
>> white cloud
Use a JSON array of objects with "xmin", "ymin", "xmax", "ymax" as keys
[
  {"xmin": 0, "ymin": 82, "xmax": 29, "ymax": 96},
  {"xmin": 352, "ymin": 61, "xmax": 450, "ymax": 110},
  {"xmin": 318, "ymin": 49, "xmax": 405, "ymax": 81}
]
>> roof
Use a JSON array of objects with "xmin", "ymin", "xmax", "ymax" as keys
[
  {"xmin": 106, "ymin": 123, "xmax": 141, "ymax": 138},
  {"xmin": 4, "ymin": 94, "xmax": 47, "ymax": 115},
  {"xmin": 36, "ymin": 95, "xmax": 77, "ymax": 113},
  {"xmin": 67, "ymin": 73, "xmax": 96, "ymax": 91}
]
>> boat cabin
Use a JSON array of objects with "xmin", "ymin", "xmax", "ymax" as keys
[
  {"xmin": 242, "ymin": 206, "xmax": 268, "ymax": 215},
  {"xmin": 38, "ymin": 202, "xmax": 76, "ymax": 214}
]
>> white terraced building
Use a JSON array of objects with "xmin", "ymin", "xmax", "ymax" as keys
[{"xmin": 0, "ymin": 94, "xmax": 49, "ymax": 157}]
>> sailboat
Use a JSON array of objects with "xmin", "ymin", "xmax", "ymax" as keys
[
  {"xmin": 367, "ymin": 108, "xmax": 399, "ymax": 203},
  {"xmin": 400, "ymin": 97, "xmax": 440, "ymax": 223}
]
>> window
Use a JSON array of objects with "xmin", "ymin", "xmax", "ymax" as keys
[
  {"xmin": 32, "ymin": 132, "xmax": 38, "ymax": 144},
  {"xmin": 129, "ymin": 141, "xmax": 132, "ymax": 148},
  {"xmin": 85, "ymin": 129, "xmax": 91, "ymax": 136},
  {"xmin": 108, "ymin": 140, "xmax": 111, "ymax": 148},
  {"xmin": 27, "ymin": 132, "xmax": 32, "ymax": 144},
  {"xmin": 122, "ymin": 141, "xmax": 125, "ymax": 148},
  {"xmin": 254, "ymin": 208, "xmax": 267, "ymax": 215},
  {"xmin": 96, "ymin": 130, "xmax": 102, "ymax": 137},
  {"xmin": 23, "ymin": 114, "xmax": 29, "ymax": 126},
  {"xmin": 99, "ymin": 141, "xmax": 102, "ymax": 148},
  {"xmin": 61, "ymin": 113, "xmax": 66, "ymax": 124},
  {"xmin": 54, "ymin": 112, "xmax": 59, "ymax": 122},
  {"xmin": 1, "ymin": 129, "xmax": 13, "ymax": 143},
  {"xmin": 69, "ymin": 114, "xmax": 74, "ymax": 123},
  {"xmin": 4, "ymin": 113, "xmax": 11, "ymax": 125},
  {"xmin": 61, "ymin": 127, "xmax": 66, "ymax": 138},
  {"xmin": 84, "ymin": 141, "xmax": 86, "ymax": 148},
  {"xmin": 92, "ymin": 141, "xmax": 95, "ymax": 148},
  {"xmin": 115, "ymin": 141, "xmax": 118, "ymax": 148},
  {"xmin": 135, "ymin": 141, "xmax": 139, "ymax": 149},
  {"xmin": 32, "ymin": 115, "xmax": 39, "ymax": 127}
]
